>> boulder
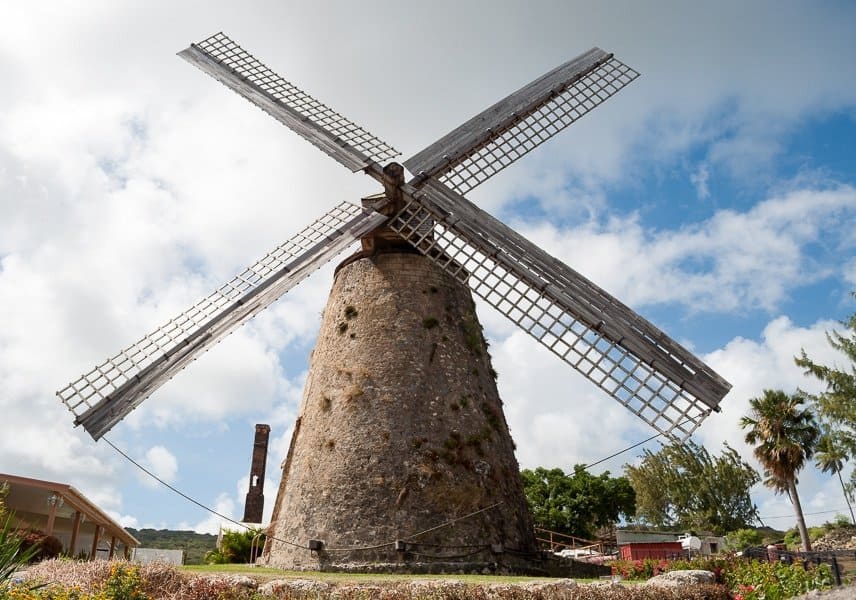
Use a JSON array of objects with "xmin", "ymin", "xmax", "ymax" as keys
[
  {"xmin": 645, "ymin": 569, "xmax": 716, "ymax": 587},
  {"xmin": 258, "ymin": 578, "xmax": 332, "ymax": 597}
]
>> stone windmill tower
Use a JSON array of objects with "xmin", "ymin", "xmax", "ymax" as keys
[{"xmin": 57, "ymin": 33, "xmax": 731, "ymax": 571}]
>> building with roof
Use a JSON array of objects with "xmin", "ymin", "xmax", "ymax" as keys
[
  {"xmin": 616, "ymin": 529, "xmax": 725, "ymax": 559},
  {"xmin": 1, "ymin": 473, "xmax": 139, "ymax": 559}
]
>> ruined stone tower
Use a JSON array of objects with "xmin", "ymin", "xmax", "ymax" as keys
[
  {"xmin": 242, "ymin": 423, "xmax": 271, "ymax": 524},
  {"xmin": 263, "ymin": 248, "xmax": 536, "ymax": 571}
]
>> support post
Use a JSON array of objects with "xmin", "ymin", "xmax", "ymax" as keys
[
  {"xmin": 69, "ymin": 511, "xmax": 82, "ymax": 557},
  {"xmin": 90, "ymin": 524, "xmax": 101, "ymax": 560},
  {"xmin": 109, "ymin": 536, "xmax": 117, "ymax": 559},
  {"xmin": 45, "ymin": 494, "xmax": 59, "ymax": 536}
]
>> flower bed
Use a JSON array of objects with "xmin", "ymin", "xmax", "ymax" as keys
[{"xmin": 606, "ymin": 555, "xmax": 834, "ymax": 599}]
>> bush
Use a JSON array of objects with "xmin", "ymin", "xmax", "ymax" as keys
[
  {"xmin": 204, "ymin": 528, "xmax": 265, "ymax": 564},
  {"xmin": 725, "ymin": 528, "xmax": 764, "ymax": 551},
  {"xmin": 783, "ymin": 526, "xmax": 825, "ymax": 549},
  {"xmin": 1, "ymin": 514, "xmax": 40, "ymax": 590},
  {"xmin": 724, "ymin": 559, "xmax": 833, "ymax": 600},
  {"xmin": 607, "ymin": 554, "xmax": 833, "ymax": 599},
  {"xmin": 607, "ymin": 558, "xmax": 672, "ymax": 580},
  {"xmin": 15, "ymin": 531, "xmax": 62, "ymax": 562}
]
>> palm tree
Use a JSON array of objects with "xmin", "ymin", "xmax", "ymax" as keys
[
  {"xmin": 814, "ymin": 433, "xmax": 855, "ymax": 525},
  {"xmin": 740, "ymin": 389, "xmax": 820, "ymax": 552}
]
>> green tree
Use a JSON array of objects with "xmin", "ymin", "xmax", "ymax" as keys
[
  {"xmin": 520, "ymin": 466, "xmax": 635, "ymax": 539},
  {"xmin": 624, "ymin": 440, "xmax": 760, "ymax": 534},
  {"xmin": 725, "ymin": 528, "xmax": 764, "ymax": 551},
  {"xmin": 795, "ymin": 302, "xmax": 856, "ymax": 500},
  {"xmin": 813, "ymin": 433, "xmax": 855, "ymax": 524},
  {"xmin": 741, "ymin": 389, "xmax": 820, "ymax": 551}
]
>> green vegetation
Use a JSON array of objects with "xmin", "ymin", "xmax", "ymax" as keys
[
  {"xmin": 795, "ymin": 301, "xmax": 856, "ymax": 521},
  {"xmin": 782, "ymin": 514, "xmax": 854, "ymax": 549},
  {"xmin": 741, "ymin": 390, "xmax": 819, "ymax": 551},
  {"xmin": 1, "ymin": 514, "xmax": 40, "ymax": 593},
  {"xmin": 725, "ymin": 528, "xmax": 764, "ymax": 551},
  {"xmin": 521, "ymin": 466, "xmax": 635, "ymax": 539},
  {"xmin": 205, "ymin": 528, "xmax": 265, "ymax": 564},
  {"xmin": 1, "ymin": 483, "xmax": 41, "ymax": 592},
  {"xmin": 624, "ymin": 440, "xmax": 760, "ymax": 535},
  {"xmin": 724, "ymin": 558, "xmax": 833, "ymax": 600},
  {"xmin": 125, "ymin": 528, "xmax": 216, "ymax": 565},
  {"xmin": 608, "ymin": 554, "xmax": 833, "ymax": 599},
  {"xmin": 461, "ymin": 313, "xmax": 485, "ymax": 356}
]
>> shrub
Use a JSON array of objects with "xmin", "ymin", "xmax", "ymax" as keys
[
  {"xmin": 1, "ymin": 514, "xmax": 40, "ymax": 590},
  {"xmin": 205, "ymin": 528, "xmax": 265, "ymax": 564},
  {"xmin": 783, "ymin": 526, "xmax": 825, "ymax": 549},
  {"xmin": 726, "ymin": 528, "xmax": 764, "ymax": 551},
  {"xmin": 15, "ymin": 531, "xmax": 62, "ymax": 562},
  {"xmin": 608, "ymin": 554, "xmax": 834, "ymax": 599},
  {"xmin": 724, "ymin": 558, "xmax": 833, "ymax": 600},
  {"xmin": 100, "ymin": 563, "xmax": 147, "ymax": 600},
  {"xmin": 20, "ymin": 559, "xmax": 185, "ymax": 599}
]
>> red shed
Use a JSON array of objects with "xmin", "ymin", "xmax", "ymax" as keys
[{"xmin": 619, "ymin": 541, "xmax": 683, "ymax": 560}]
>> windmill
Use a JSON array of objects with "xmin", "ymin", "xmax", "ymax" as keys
[{"xmin": 57, "ymin": 33, "xmax": 731, "ymax": 570}]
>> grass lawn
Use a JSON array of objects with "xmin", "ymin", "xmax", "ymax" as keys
[{"xmin": 179, "ymin": 563, "xmax": 599, "ymax": 584}]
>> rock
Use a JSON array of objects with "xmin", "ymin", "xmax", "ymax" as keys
[
  {"xmin": 482, "ymin": 580, "xmax": 576, "ymax": 599},
  {"xmin": 407, "ymin": 579, "xmax": 468, "ymax": 596},
  {"xmin": 222, "ymin": 574, "xmax": 258, "ymax": 589},
  {"xmin": 645, "ymin": 569, "xmax": 716, "ymax": 587},
  {"xmin": 811, "ymin": 525, "xmax": 856, "ymax": 551},
  {"xmin": 520, "ymin": 579, "xmax": 577, "ymax": 597},
  {"xmin": 258, "ymin": 578, "xmax": 332, "ymax": 597}
]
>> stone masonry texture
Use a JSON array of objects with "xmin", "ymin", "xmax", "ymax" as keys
[
  {"xmin": 263, "ymin": 252, "xmax": 536, "ymax": 569},
  {"xmin": 242, "ymin": 423, "xmax": 271, "ymax": 524}
]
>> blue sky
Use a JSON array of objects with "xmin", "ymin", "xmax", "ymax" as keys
[{"xmin": 1, "ymin": 1, "xmax": 855, "ymax": 535}]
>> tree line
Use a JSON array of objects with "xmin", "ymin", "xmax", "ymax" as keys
[{"xmin": 521, "ymin": 302, "xmax": 856, "ymax": 549}]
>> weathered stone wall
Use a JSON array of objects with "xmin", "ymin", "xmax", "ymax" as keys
[{"xmin": 264, "ymin": 252, "xmax": 536, "ymax": 569}]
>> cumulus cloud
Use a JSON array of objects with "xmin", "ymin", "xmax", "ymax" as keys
[
  {"xmin": 514, "ymin": 185, "xmax": 855, "ymax": 313},
  {"xmin": 141, "ymin": 446, "xmax": 178, "ymax": 487},
  {"xmin": 180, "ymin": 492, "xmax": 236, "ymax": 536},
  {"xmin": 690, "ymin": 163, "xmax": 710, "ymax": 200}
]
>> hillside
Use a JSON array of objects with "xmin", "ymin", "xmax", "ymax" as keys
[{"xmin": 126, "ymin": 528, "xmax": 217, "ymax": 565}]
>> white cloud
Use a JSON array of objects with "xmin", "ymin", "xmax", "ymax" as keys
[
  {"xmin": 141, "ymin": 446, "xmax": 178, "ymax": 487},
  {"xmin": 515, "ymin": 185, "xmax": 855, "ymax": 313},
  {"xmin": 690, "ymin": 163, "xmax": 710, "ymax": 200},
  {"xmin": 180, "ymin": 492, "xmax": 236, "ymax": 535},
  {"xmin": 844, "ymin": 259, "xmax": 856, "ymax": 287}
]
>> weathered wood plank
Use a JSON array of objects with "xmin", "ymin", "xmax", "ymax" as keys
[
  {"xmin": 404, "ymin": 48, "xmax": 609, "ymax": 178},
  {"xmin": 179, "ymin": 45, "xmax": 372, "ymax": 172}
]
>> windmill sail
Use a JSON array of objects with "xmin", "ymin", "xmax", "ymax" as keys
[
  {"xmin": 179, "ymin": 33, "xmax": 399, "ymax": 171},
  {"xmin": 389, "ymin": 180, "xmax": 730, "ymax": 440},
  {"xmin": 404, "ymin": 49, "xmax": 638, "ymax": 195},
  {"xmin": 58, "ymin": 202, "xmax": 387, "ymax": 440},
  {"xmin": 57, "ymin": 32, "xmax": 729, "ymax": 444}
]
